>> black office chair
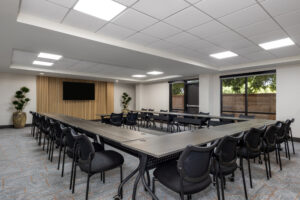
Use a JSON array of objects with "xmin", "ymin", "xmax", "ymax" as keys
[
  {"xmin": 199, "ymin": 112, "xmax": 210, "ymax": 127},
  {"xmin": 153, "ymin": 110, "xmax": 169, "ymax": 130},
  {"xmin": 210, "ymin": 114, "xmax": 235, "ymax": 126},
  {"xmin": 261, "ymin": 125, "xmax": 280, "ymax": 178},
  {"xmin": 124, "ymin": 112, "xmax": 139, "ymax": 130},
  {"xmin": 288, "ymin": 118, "xmax": 295, "ymax": 155},
  {"xmin": 71, "ymin": 134, "xmax": 124, "ymax": 200},
  {"xmin": 110, "ymin": 113, "xmax": 123, "ymax": 126},
  {"xmin": 30, "ymin": 112, "xmax": 37, "ymax": 138},
  {"xmin": 238, "ymin": 127, "xmax": 265, "ymax": 188},
  {"xmin": 152, "ymin": 141, "xmax": 219, "ymax": 200},
  {"xmin": 211, "ymin": 134, "xmax": 248, "ymax": 200},
  {"xmin": 276, "ymin": 121, "xmax": 291, "ymax": 160}
]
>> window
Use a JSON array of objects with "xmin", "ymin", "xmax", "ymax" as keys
[
  {"xmin": 170, "ymin": 82, "xmax": 185, "ymax": 112},
  {"xmin": 221, "ymin": 70, "xmax": 276, "ymax": 120}
]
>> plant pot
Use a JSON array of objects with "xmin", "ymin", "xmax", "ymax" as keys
[
  {"xmin": 122, "ymin": 108, "xmax": 129, "ymax": 114},
  {"xmin": 13, "ymin": 112, "xmax": 27, "ymax": 128}
]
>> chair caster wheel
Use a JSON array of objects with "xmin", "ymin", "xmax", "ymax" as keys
[{"xmin": 114, "ymin": 195, "xmax": 121, "ymax": 200}]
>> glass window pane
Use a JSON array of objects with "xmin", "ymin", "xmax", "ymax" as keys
[
  {"xmin": 222, "ymin": 77, "xmax": 246, "ymax": 112},
  {"xmin": 247, "ymin": 74, "xmax": 276, "ymax": 116},
  {"xmin": 171, "ymin": 82, "xmax": 184, "ymax": 111}
]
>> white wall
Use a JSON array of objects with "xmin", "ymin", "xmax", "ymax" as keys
[
  {"xmin": 277, "ymin": 65, "xmax": 300, "ymax": 138},
  {"xmin": 0, "ymin": 72, "xmax": 36, "ymax": 125},
  {"xmin": 114, "ymin": 83, "xmax": 136, "ymax": 113},
  {"xmin": 135, "ymin": 82, "xmax": 169, "ymax": 111}
]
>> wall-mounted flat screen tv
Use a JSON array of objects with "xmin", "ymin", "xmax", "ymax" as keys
[{"xmin": 63, "ymin": 82, "xmax": 95, "ymax": 100}]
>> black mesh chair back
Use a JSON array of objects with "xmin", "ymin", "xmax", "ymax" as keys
[
  {"xmin": 65, "ymin": 127, "xmax": 78, "ymax": 150},
  {"xmin": 110, "ymin": 113, "xmax": 123, "ymax": 126},
  {"xmin": 239, "ymin": 114, "xmax": 255, "ymax": 119},
  {"xmin": 244, "ymin": 128, "xmax": 264, "ymax": 152},
  {"xmin": 275, "ymin": 121, "xmax": 286, "ymax": 140},
  {"xmin": 263, "ymin": 125, "xmax": 278, "ymax": 147},
  {"xmin": 214, "ymin": 135, "xmax": 242, "ymax": 166},
  {"xmin": 126, "ymin": 112, "xmax": 138, "ymax": 124},
  {"xmin": 220, "ymin": 113, "xmax": 235, "ymax": 124},
  {"xmin": 177, "ymin": 141, "xmax": 218, "ymax": 183},
  {"xmin": 199, "ymin": 112, "xmax": 210, "ymax": 126},
  {"xmin": 76, "ymin": 134, "xmax": 95, "ymax": 161},
  {"xmin": 284, "ymin": 119, "xmax": 292, "ymax": 137}
]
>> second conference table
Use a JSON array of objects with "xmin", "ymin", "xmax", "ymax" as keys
[{"xmin": 41, "ymin": 113, "xmax": 275, "ymax": 200}]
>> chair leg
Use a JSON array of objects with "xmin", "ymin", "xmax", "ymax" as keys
[
  {"xmin": 152, "ymin": 177, "xmax": 156, "ymax": 200},
  {"xmin": 220, "ymin": 174, "xmax": 225, "ymax": 200},
  {"xmin": 263, "ymin": 152, "xmax": 269, "ymax": 180},
  {"xmin": 72, "ymin": 163, "xmax": 77, "ymax": 193},
  {"xmin": 240, "ymin": 158, "xmax": 248, "ymax": 200},
  {"xmin": 215, "ymin": 175, "xmax": 221, "ymax": 200},
  {"xmin": 290, "ymin": 129, "xmax": 295, "ymax": 154},
  {"xmin": 61, "ymin": 146, "xmax": 66, "ymax": 177},
  {"xmin": 120, "ymin": 166, "xmax": 123, "ymax": 199},
  {"xmin": 187, "ymin": 194, "xmax": 192, "ymax": 200},
  {"xmin": 267, "ymin": 151, "xmax": 272, "ymax": 178},
  {"xmin": 286, "ymin": 140, "xmax": 291, "ymax": 160},
  {"xmin": 247, "ymin": 158, "xmax": 253, "ymax": 188},
  {"xmin": 277, "ymin": 145, "xmax": 283, "ymax": 171},
  {"xmin": 86, "ymin": 175, "xmax": 90, "ymax": 200},
  {"xmin": 70, "ymin": 157, "xmax": 75, "ymax": 190},
  {"xmin": 57, "ymin": 144, "xmax": 62, "ymax": 170}
]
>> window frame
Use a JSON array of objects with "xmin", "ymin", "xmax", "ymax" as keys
[{"xmin": 220, "ymin": 70, "xmax": 276, "ymax": 116}]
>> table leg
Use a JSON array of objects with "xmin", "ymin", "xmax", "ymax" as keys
[{"xmin": 132, "ymin": 154, "xmax": 159, "ymax": 200}]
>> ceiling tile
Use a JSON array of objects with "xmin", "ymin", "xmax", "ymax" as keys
[
  {"xmin": 63, "ymin": 10, "xmax": 107, "ymax": 32},
  {"xmin": 195, "ymin": 0, "xmax": 256, "ymax": 18},
  {"xmin": 71, "ymin": 61, "xmax": 98, "ymax": 70},
  {"xmin": 20, "ymin": 0, "xmax": 68, "ymax": 23},
  {"xmin": 141, "ymin": 22, "xmax": 181, "ymax": 39},
  {"xmin": 218, "ymin": 39, "xmax": 254, "ymax": 50},
  {"xmin": 275, "ymin": 9, "xmax": 300, "ymax": 29},
  {"xmin": 165, "ymin": 32, "xmax": 198, "ymax": 46},
  {"xmin": 12, "ymin": 51, "xmax": 36, "ymax": 65},
  {"xmin": 185, "ymin": 0, "xmax": 202, "ymax": 4},
  {"xmin": 268, "ymin": 45, "xmax": 300, "ymax": 57},
  {"xmin": 112, "ymin": 8, "xmax": 157, "ymax": 31},
  {"xmin": 125, "ymin": 32, "xmax": 159, "ymax": 46},
  {"xmin": 164, "ymin": 6, "xmax": 212, "ymax": 30},
  {"xmin": 133, "ymin": 0, "xmax": 189, "ymax": 20},
  {"xmin": 225, "ymin": 57, "xmax": 252, "ymax": 66},
  {"xmin": 148, "ymin": 40, "xmax": 178, "ymax": 51},
  {"xmin": 218, "ymin": 5, "xmax": 270, "ymax": 29},
  {"xmin": 236, "ymin": 19, "xmax": 280, "ymax": 38},
  {"xmin": 168, "ymin": 46, "xmax": 201, "ymax": 59},
  {"xmin": 206, "ymin": 30, "xmax": 244, "ymax": 44},
  {"xmin": 244, "ymin": 51, "xmax": 276, "ymax": 61},
  {"xmin": 113, "ymin": 0, "xmax": 138, "ymax": 6},
  {"xmin": 186, "ymin": 39, "xmax": 224, "ymax": 53},
  {"xmin": 55, "ymin": 58, "xmax": 79, "ymax": 69},
  {"xmin": 234, "ymin": 46, "xmax": 262, "ymax": 56},
  {"xmin": 47, "ymin": 0, "xmax": 77, "ymax": 8},
  {"xmin": 249, "ymin": 29, "xmax": 288, "ymax": 44},
  {"xmin": 188, "ymin": 21, "xmax": 230, "ymax": 38},
  {"xmin": 260, "ymin": 0, "xmax": 300, "ymax": 16},
  {"xmin": 97, "ymin": 23, "xmax": 136, "ymax": 40}
]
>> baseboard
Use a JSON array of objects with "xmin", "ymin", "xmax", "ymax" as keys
[
  {"xmin": 0, "ymin": 124, "xmax": 32, "ymax": 129},
  {"xmin": 293, "ymin": 137, "xmax": 300, "ymax": 143}
]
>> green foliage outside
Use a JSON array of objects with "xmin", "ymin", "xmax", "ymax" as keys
[
  {"xmin": 222, "ymin": 74, "xmax": 276, "ymax": 94},
  {"xmin": 12, "ymin": 87, "xmax": 30, "ymax": 112},
  {"xmin": 172, "ymin": 83, "xmax": 184, "ymax": 95},
  {"xmin": 121, "ymin": 92, "xmax": 132, "ymax": 109}
]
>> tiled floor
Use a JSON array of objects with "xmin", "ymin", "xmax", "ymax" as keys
[{"xmin": 0, "ymin": 127, "xmax": 300, "ymax": 200}]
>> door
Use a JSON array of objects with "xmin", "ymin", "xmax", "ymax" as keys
[{"xmin": 186, "ymin": 82, "xmax": 199, "ymax": 114}]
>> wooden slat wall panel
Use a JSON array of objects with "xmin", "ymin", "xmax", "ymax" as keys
[
  {"xmin": 36, "ymin": 76, "xmax": 114, "ymax": 120},
  {"xmin": 106, "ymin": 82, "xmax": 114, "ymax": 114}
]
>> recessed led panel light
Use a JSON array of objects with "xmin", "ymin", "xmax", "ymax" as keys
[
  {"xmin": 259, "ymin": 38, "xmax": 295, "ymax": 50},
  {"xmin": 33, "ymin": 60, "xmax": 54, "ymax": 66},
  {"xmin": 74, "ymin": 0, "xmax": 127, "ymax": 21},
  {"xmin": 147, "ymin": 71, "xmax": 164, "ymax": 75},
  {"xmin": 40, "ymin": 73, "xmax": 45, "ymax": 75},
  {"xmin": 38, "ymin": 52, "xmax": 62, "ymax": 60},
  {"xmin": 210, "ymin": 51, "xmax": 238, "ymax": 59},
  {"xmin": 132, "ymin": 74, "xmax": 146, "ymax": 78}
]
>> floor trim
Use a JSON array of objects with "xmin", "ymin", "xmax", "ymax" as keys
[{"xmin": 0, "ymin": 124, "xmax": 32, "ymax": 129}]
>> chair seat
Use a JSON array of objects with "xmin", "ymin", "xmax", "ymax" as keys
[
  {"xmin": 238, "ymin": 146, "xmax": 261, "ymax": 159},
  {"xmin": 153, "ymin": 160, "xmax": 212, "ymax": 194},
  {"xmin": 111, "ymin": 122, "xmax": 122, "ymax": 126},
  {"xmin": 261, "ymin": 143, "xmax": 276, "ymax": 153},
  {"xmin": 78, "ymin": 150, "xmax": 124, "ymax": 174},
  {"xmin": 210, "ymin": 162, "xmax": 238, "ymax": 176}
]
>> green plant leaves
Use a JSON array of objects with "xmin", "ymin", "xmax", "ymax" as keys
[{"xmin": 12, "ymin": 87, "xmax": 30, "ymax": 111}]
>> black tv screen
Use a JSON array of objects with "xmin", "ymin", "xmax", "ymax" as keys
[{"xmin": 63, "ymin": 82, "xmax": 95, "ymax": 100}]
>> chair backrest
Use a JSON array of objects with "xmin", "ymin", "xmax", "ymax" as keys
[
  {"xmin": 214, "ymin": 134, "xmax": 243, "ymax": 166},
  {"xmin": 284, "ymin": 119, "xmax": 292, "ymax": 136},
  {"xmin": 110, "ymin": 113, "xmax": 123, "ymax": 123},
  {"xmin": 159, "ymin": 110, "xmax": 168, "ymax": 117},
  {"xmin": 126, "ymin": 112, "xmax": 138, "ymax": 122},
  {"xmin": 65, "ymin": 127, "xmax": 78, "ymax": 149},
  {"xmin": 220, "ymin": 114, "xmax": 235, "ymax": 124},
  {"xmin": 243, "ymin": 128, "xmax": 264, "ymax": 152},
  {"xmin": 263, "ymin": 125, "xmax": 278, "ymax": 146},
  {"xmin": 239, "ymin": 114, "xmax": 255, "ymax": 119},
  {"xmin": 275, "ymin": 121, "xmax": 286, "ymax": 139},
  {"xmin": 199, "ymin": 112, "xmax": 210, "ymax": 125},
  {"xmin": 177, "ymin": 141, "xmax": 218, "ymax": 183},
  {"xmin": 76, "ymin": 134, "xmax": 95, "ymax": 161}
]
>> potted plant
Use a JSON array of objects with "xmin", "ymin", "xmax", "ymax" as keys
[
  {"xmin": 12, "ymin": 87, "xmax": 30, "ymax": 128},
  {"xmin": 121, "ymin": 92, "xmax": 132, "ymax": 113}
]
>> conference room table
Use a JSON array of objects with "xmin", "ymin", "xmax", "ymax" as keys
[{"xmin": 40, "ymin": 113, "xmax": 275, "ymax": 200}]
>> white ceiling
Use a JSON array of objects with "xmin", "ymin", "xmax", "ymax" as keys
[{"xmin": 1, "ymin": 0, "xmax": 300, "ymax": 82}]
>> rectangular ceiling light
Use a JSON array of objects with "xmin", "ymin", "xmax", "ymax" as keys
[
  {"xmin": 38, "ymin": 52, "xmax": 62, "ymax": 60},
  {"xmin": 259, "ymin": 37, "xmax": 295, "ymax": 50},
  {"xmin": 74, "ymin": 0, "xmax": 127, "ymax": 21},
  {"xmin": 147, "ymin": 71, "xmax": 164, "ymax": 75},
  {"xmin": 33, "ymin": 60, "xmax": 54, "ymax": 66},
  {"xmin": 210, "ymin": 51, "xmax": 238, "ymax": 59}
]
